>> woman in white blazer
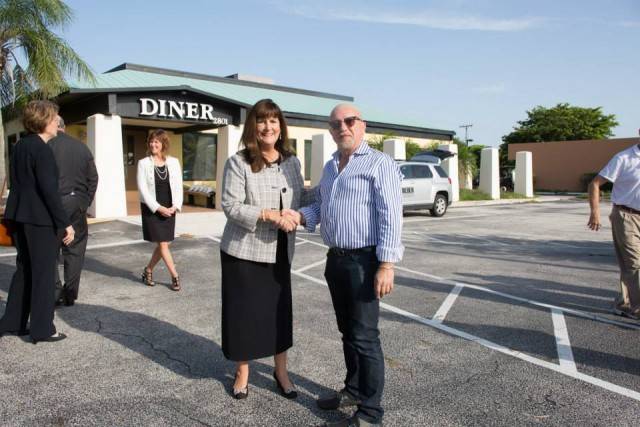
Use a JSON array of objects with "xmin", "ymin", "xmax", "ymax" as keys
[{"xmin": 137, "ymin": 129, "xmax": 183, "ymax": 291}]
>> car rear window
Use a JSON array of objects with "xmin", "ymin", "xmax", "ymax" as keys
[
  {"xmin": 434, "ymin": 165, "xmax": 448, "ymax": 178},
  {"xmin": 412, "ymin": 165, "xmax": 433, "ymax": 178}
]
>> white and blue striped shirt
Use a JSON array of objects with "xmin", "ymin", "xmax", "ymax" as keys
[{"xmin": 300, "ymin": 141, "xmax": 404, "ymax": 263}]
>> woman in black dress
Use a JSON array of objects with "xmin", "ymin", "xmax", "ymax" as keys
[
  {"xmin": 136, "ymin": 129, "xmax": 183, "ymax": 291},
  {"xmin": 219, "ymin": 99, "xmax": 308, "ymax": 399},
  {"xmin": 0, "ymin": 100, "xmax": 74, "ymax": 344}
]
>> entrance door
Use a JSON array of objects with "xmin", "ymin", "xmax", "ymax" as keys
[{"xmin": 123, "ymin": 129, "xmax": 148, "ymax": 190}]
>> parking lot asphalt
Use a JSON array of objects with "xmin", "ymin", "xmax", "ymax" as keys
[{"xmin": 1, "ymin": 200, "xmax": 639, "ymax": 426}]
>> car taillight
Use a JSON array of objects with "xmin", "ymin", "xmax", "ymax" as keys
[{"xmin": 448, "ymin": 177, "xmax": 452, "ymax": 184}]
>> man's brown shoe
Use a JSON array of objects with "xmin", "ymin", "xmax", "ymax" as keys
[{"xmin": 317, "ymin": 389, "xmax": 361, "ymax": 410}]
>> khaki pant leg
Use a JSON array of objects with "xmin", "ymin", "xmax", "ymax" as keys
[{"xmin": 610, "ymin": 207, "xmax": 640, "ymax": 308}]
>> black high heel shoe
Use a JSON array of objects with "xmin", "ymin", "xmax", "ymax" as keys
[
  {"xmin": 141, "ymin": 267, "xmax": 155, "ymax": 287},
  {"xmin": 273, "ymin": 371, "xmax": 298, "ymax": 399},
  {"xmin": 32, "ymin": 332, "xmax": 67, "ymax": 345},
  {"xmin": 232, "ymin": 374, "xmax": 249, "ymax": 400}
]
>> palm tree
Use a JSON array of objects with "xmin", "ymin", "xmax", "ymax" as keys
[
  {"xmin": 0, "ymin": 0, "xmax": 94, "ymax": 190},
  {"xmin": 454, "ymin": 138, "xmax": 479, "ymax": 189}
]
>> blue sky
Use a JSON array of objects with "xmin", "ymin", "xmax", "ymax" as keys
[{"xmin": 61, "ymin": 0, "xmax": 639, "ymax": 146}]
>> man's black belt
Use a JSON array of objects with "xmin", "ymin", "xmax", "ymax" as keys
[
  {"xmin": 328, "ymin": 246, "xmax": 376, "ymax": 257},
  {"xmin": 615, "ymin": 204, "xmax": 640, "ymax": 215}
]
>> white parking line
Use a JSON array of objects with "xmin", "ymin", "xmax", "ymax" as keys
[
  {"xmin": 294, "ymin": 237, "xmax": 330, "ymax": 249},
  {"xmin": 293, "ymin": 259, "xmax": 326, "ymax": 274},
  {"xmin": 379, "ymin": 302, "xmax": 640, "ymax": 403},
  {"xmin": 203, "ymin": 236, "xmax": 640, "ymax": 403},
  {"xmin": 552, "ymin": 308, "xmax": 577, "ymax": 372},
  {"xmin": 395, "ymin": 265, "xmax": 640, "ymax": 331},
  {"xmin": 292, "ymin": 266, "xmax": 640, "ymax": 403},
  {"xmin": 0, "ymin": 239, "xmax": 148, "ymax": 258},
  {"xmin": 432, "ymin": 284, "xmax": 464, "ymax": 323}
]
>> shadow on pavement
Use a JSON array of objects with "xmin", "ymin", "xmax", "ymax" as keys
[{"xmin": 55, "ymin": 303, "xmax": 336, "ymax": 419}]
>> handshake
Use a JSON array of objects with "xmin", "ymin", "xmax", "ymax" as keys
[{"xmin": 262, "ymin": 209, "xmax": 305, "ymax": 233}]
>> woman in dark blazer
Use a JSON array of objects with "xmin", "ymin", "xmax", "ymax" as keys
[{"xmin": 0, "ymin": 100, "xmax": 75, "ymax": 344}]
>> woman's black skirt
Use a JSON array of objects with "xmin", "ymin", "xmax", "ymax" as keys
[
  {"xmin": 141, "ymin": 204, "xmax": 175, "ymax": 242},
  {"xmin": 221, "ymin": 231, "xmax": 292, "ymax": 361}
]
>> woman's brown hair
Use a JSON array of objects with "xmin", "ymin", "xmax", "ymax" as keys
[
  {"xmin": 240, "ymin": 99, "xmax": 294, "ymax": 172},
  {"xmin": 23, "ymin": 100, "xmax": 59, "ymax": 134},
  {"xmin": 146, "ymin": 129, "xmax": 170, "ymax": 159}
]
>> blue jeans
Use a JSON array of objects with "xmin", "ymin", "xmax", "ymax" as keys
[{"xmin": 325, "ymin": 247, "xmax": 383, "ymax": 424}]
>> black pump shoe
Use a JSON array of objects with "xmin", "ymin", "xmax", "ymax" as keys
[
  {"xmin": 232, "ymin": 374, "xmax": 249, "ymax": 400},
  {"xmin": 273, "ymin": 371, "xmax": 298, "ymax": 399},
  {"xmin": 32, "ymin": 332, "xmax": 67, "ymax": 345}
]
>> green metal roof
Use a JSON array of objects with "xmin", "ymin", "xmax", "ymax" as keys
[{"xmin": 68, "ymin": 63, "xmax": 453, "ymax": 135}]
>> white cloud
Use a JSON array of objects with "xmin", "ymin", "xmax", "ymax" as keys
[
  {"xmin": 273, "ymin": 2, "xmax": 543, "ymax": 31},
  {"xmin": 472, "ymin": 83, "xmax": 507, "ymax": 94}
]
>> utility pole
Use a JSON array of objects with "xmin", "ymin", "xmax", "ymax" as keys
[{"xmin": 459, "ymin": 124, "xmax": 473, "ymax": 146}]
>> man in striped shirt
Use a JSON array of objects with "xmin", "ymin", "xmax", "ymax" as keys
[{"xmin": 290, "ymin": 104, "xmax": 403, "ymax": 427}]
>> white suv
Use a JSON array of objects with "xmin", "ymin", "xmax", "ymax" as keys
[{"xmin": 398, "ymin": 161, "xmax": 452, "ymax": 217}]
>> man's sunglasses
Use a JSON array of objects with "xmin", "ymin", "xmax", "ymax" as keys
[{"xmin": 328, "ymin": 116, "xmax": 363, "ymax": 130}]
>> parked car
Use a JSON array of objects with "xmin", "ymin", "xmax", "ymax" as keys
[
  {"xmin": 410, "ymin": 149, "xmax": 456, "ymax": 165},
  {"xmin": 397, "ymin": 161, "xmax": 452, "ymax": 217}
]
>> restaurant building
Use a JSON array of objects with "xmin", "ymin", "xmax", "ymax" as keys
[{"xmin": 3, "ymin": 63, "xmax": 454, "ymax": 218}]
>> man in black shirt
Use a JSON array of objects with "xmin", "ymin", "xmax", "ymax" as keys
[{"xmin": 49, "ymin": 116, "xmax": 99, "ymax": 306}]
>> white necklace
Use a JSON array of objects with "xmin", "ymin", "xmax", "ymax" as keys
[{"xmin": 154, "ymin": 163, "xmax": 168, "ymax": 180}]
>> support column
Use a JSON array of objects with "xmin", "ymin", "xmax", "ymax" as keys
[
  {"xmin": 515, "ymin": 151, "xmax": 534, "ymax": 197},
  {"xmin": 438, "ymin": 143, "xmax": 459, "ymax": 202},
  {"xmin": 310, "ymin": 132, "xmax": 334, "ymax": 186},
  {"xmin": 294, "ymin": 138, "xmax": 305, "ymax": 180},
  {"xmin": 87, "ymin": 114, "xmax": 127, "ymax": 218},
  {"xmin": 479, "ymin": 147, "xmax": 500, "ymax": 200},
  {"xmin": 383, "ymin": 138, "xmax": 405, "ymax": 160},
  {"xmin": 215, "ymin": 125, "xmax": 244, "ymax": 210}
]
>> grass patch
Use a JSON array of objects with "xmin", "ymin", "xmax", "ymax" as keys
[
  {"xmin": 460, "ymin": 189, "xmax": 491, "ymax": 200},
  {"xmin": 501, "ymin": 191, "xmax": 527, "ymax": 199},
  {"xmin": 460, "ymin": 188, "xmax": 529, "ymax": 201}
]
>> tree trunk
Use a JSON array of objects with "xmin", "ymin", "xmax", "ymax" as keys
[{"xmin": 459, "ymin": 170, "xmax": 473, "ymax": 189}]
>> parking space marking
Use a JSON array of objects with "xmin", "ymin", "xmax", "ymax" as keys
[
  {"xmin": 433, "ymin": 284, "xmax": 464, "ymax": 323},
  {"xmin": 551, "ymin": 308, "xmax": 577, "ymax": 372},
  {"xmin": 291, "ymin": 262, "xmax": 640, "ymax": 403},
  {"xmin": 395, "ymin": 265, "xmax": 640, "ymax": 331},
  {"xmin": 200, "ymin": 235, "xmax": 640, "ymax": 403},
  {"xmin": 293, "ymin": 259, "xmax": 326, "ymax": 274},
  {"xmin": 379, "ymin": 302, "xmax": 640, "ymax": 403},
  {"xmin": 294, "ymin": 237, "xmax": 330, "ymax": 250},
  {"xmin": 0, "ymin": 239, "xmax": 148, "ymax": 258}
]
